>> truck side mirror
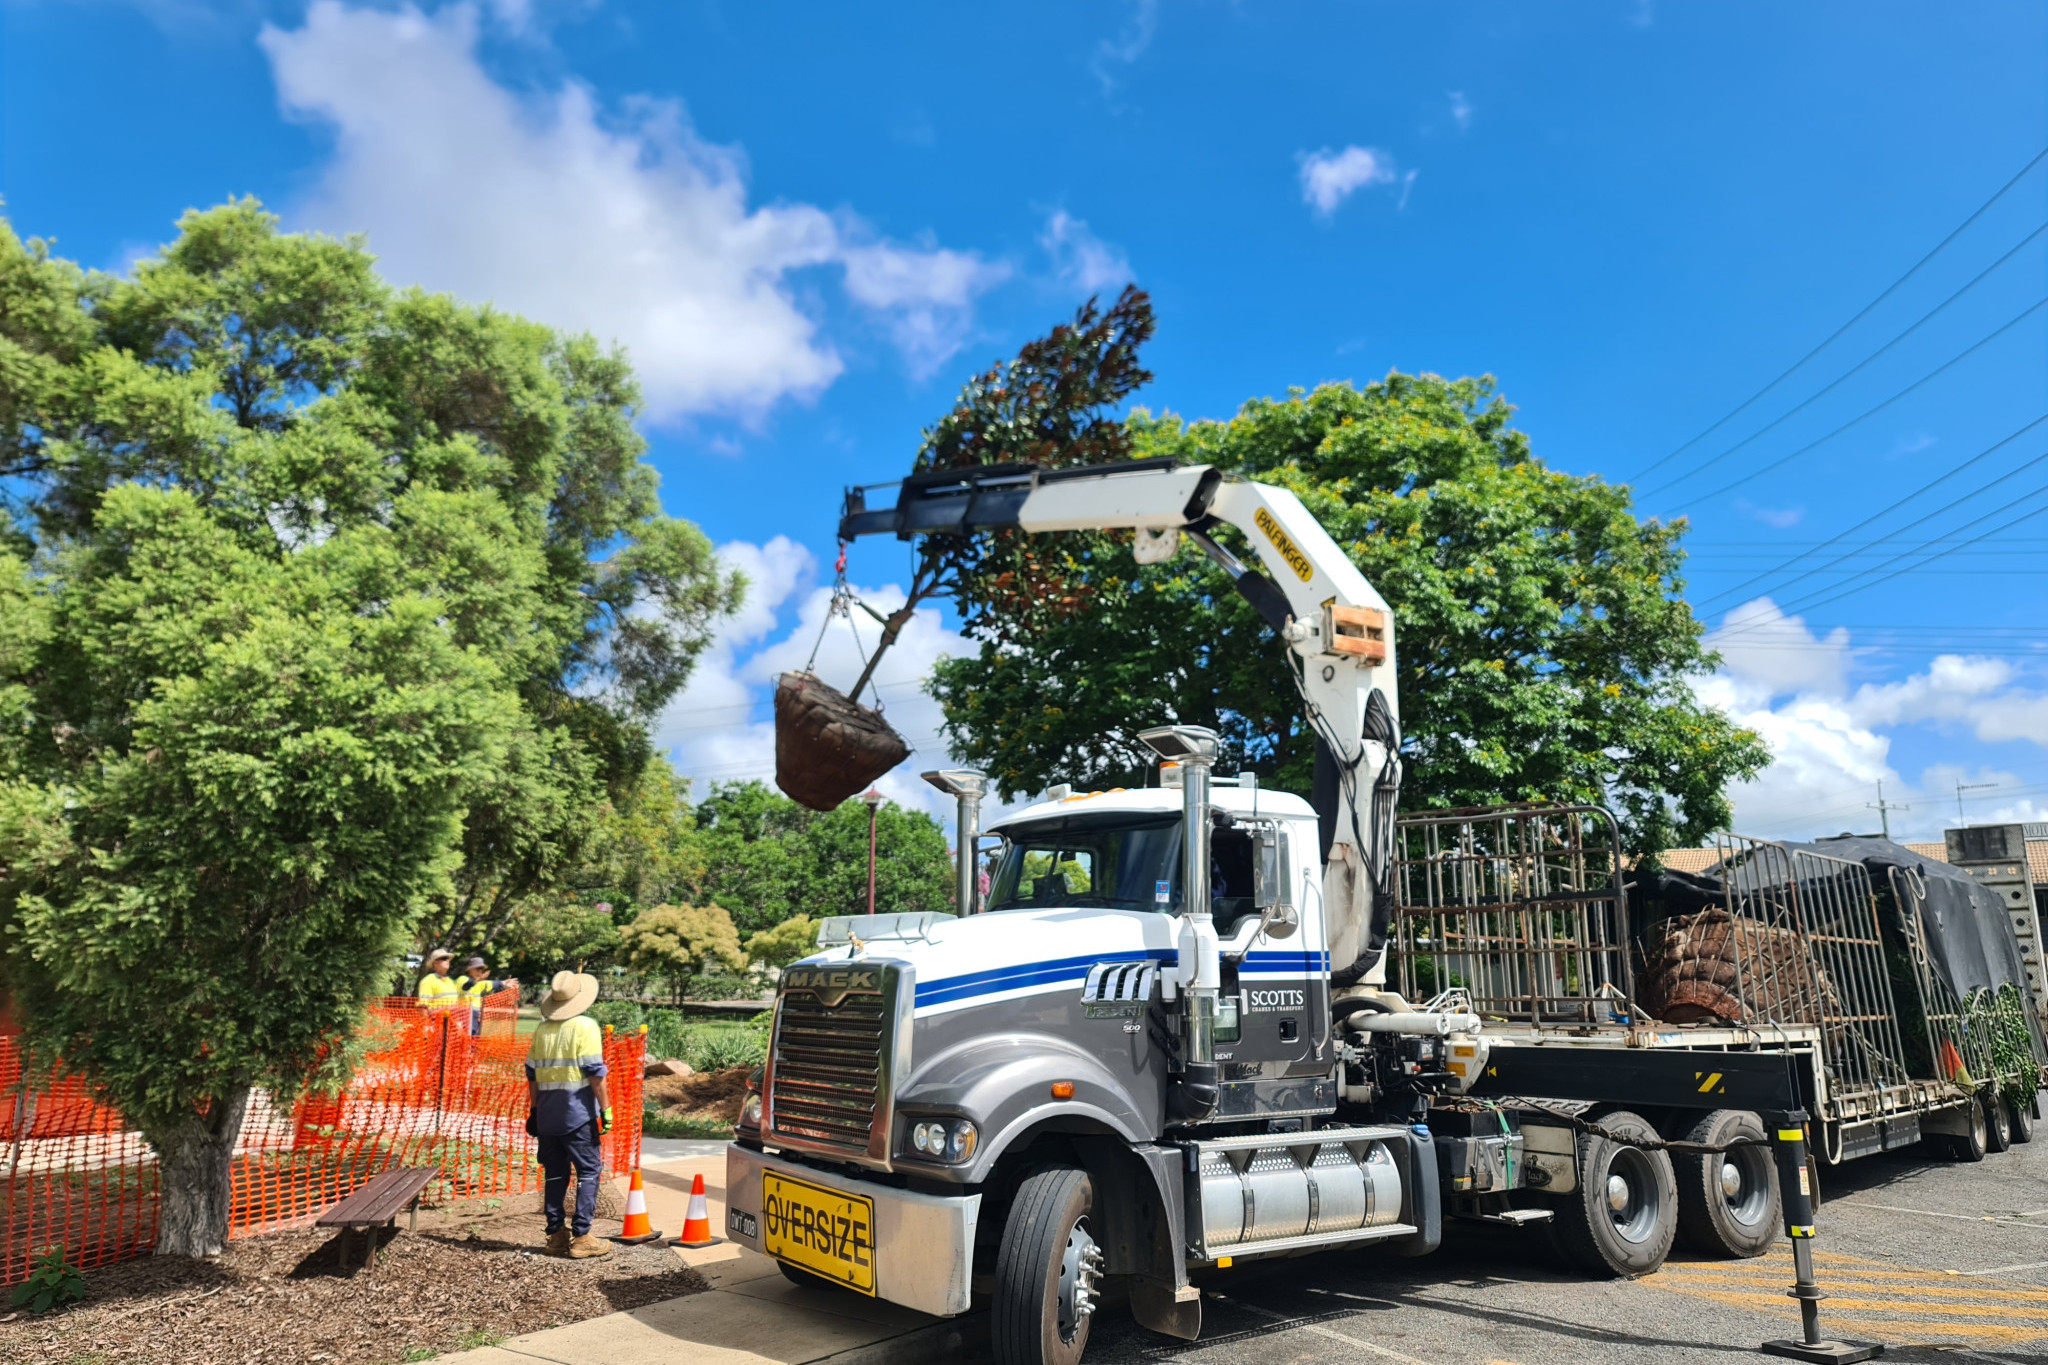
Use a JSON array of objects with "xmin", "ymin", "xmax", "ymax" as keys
[{"xmin": 1252, "ymin": 826, "xmax": 1298, "ymax": 938}]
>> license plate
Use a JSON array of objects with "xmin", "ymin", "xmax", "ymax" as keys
[{"xmin": 761, "ymin": 1170, "xmax": 876, "ymax": 1295}]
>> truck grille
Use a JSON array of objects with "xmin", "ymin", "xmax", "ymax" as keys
[{"xmin": 769, "ymin": 984, "xmax": 889, "ymax": 1157}]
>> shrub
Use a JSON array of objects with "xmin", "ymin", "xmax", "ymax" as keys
[{"xmin": 10, "ymin": 1248, "xmax": 86, "ymax": 1315}]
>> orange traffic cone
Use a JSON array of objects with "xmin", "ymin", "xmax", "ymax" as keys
[
  {"xmin": 671, "ymin": 1171, "xmax": 720, "ymax": 1248},
  {"xmin": 611, "ymin": 1165, "xmax": 663, "ymax": 1245}
]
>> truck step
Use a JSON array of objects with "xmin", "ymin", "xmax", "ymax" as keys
[
  {"xmin": 1198, "ymin": 1221, "xmax": 1419, "ymax": 1264},
  {"xmin": 1479, "ymin": 1208, "xmax": 1553, "ymax": 1226}
]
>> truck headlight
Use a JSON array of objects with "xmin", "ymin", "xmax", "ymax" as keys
[
  {"xmin": 739, "ymin": 1093, "xmax": 763, "ymax": 1129},
  {"xmin": 907, "ymin": 1118, "xmax": 977, "ymax": 1162}
]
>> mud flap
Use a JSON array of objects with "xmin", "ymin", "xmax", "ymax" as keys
[
  {"xmin": 1393, "ymin": 1124, "xmax": 1443, "ymax": 1258},
  {"xmin": 1131, "ymin": 1279, "xmax": 1202, "ymax": 1341}
]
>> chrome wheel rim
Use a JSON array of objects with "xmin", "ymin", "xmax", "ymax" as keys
[{"xmin": 1056, "ymin": 1215, "xmax": 1103, "ymax": 1343}]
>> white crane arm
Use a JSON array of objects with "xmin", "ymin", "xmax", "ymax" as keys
[{"xmin": 839, "ymin": 458, "xmax": 1404, "ymax": 983}]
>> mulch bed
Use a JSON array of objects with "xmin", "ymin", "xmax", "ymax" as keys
[
  {"xmin": 644, "ymin": 1067, "xmax": 751, "ymax": 1126},
  {"xmin": 0, "ymin": 1197, "xmax": 707, "ymax": 1365}
]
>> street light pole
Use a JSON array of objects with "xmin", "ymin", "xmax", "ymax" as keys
[{"xmin": 861, "ymin": 789, "xmax": 885, "ymax": 914}]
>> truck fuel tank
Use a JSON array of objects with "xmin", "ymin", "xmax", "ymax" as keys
[{"xmin": 1189, "ymin": 1125, "xmax": 1410, "ymax": 1261}]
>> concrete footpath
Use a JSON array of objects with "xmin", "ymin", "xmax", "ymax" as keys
[{"xmin": 443, "ymin": 1146, "xmax": 982, "ymax": 1365}]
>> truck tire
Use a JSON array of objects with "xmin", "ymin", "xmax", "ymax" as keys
[
  {"xmin": 1673, "ymin": 1110, "xmax": 1779, "ymax": 1258},
  {"xmin": 1553, "ymin": 1110, "xmax": 1677, "ymax": 1278},
  {"xmin": 1985, "ymin": 1089, "xmax": 2014, "ymax": 1153},
  {"xmin": 992, "ymin": 1166, "xmax": 1103, "ymax": 1365},
  {"xmin": 2010, "ymin": 1092, "xmax": 2036, "ymax": 1145},
  {"xmin": 777, "ymin": 1260, "xmax": 848, "ymax": 1294}
]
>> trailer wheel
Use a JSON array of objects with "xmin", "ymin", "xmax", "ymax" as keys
[
  {"xmin": 1985, "ymin": 1089, "xmax": 2014, "ymax": 1153},
  {"xmin": 992, "ymin": 1166, "xmax": 1102, "ymax": 1365},
  {"xmin": 1553, "ymin": 1109, "xmax": 1677, "ymax": 1278},
  {"xmin": 1673, "ymin": 1110, "xmax": 1779, "ymax": 1258},
  {"xmin": 1929, "ymin": 1100, "xmax": 1988, "ymax": 1162},
  {"xmin": 2010, "ymin": 1092, "xmax": 2036, "ymax": 1145}
]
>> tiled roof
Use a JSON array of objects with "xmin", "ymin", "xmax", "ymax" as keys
[{"xmin": 1659, "ymin": 848, "xmax": 1722, "ymax": 874}]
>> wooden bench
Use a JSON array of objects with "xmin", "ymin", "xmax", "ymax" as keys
[{"xmin": 316, "ymin": 1167, "xmax": 438, "ymax": 1274}]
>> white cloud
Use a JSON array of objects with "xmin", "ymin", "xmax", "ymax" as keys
[
  {"xmin": 1298, "ymin": 145, "xmax": 1398, "ymax": 216},
  {"xmin": 1040, "ymin": 210, "xmax": 1132, "ymax": 294},
  {"xmin": 1695, "ymin": 597, "xmax": 2048, "ymax": 840},
  {"xmin": 1736, "ymin": 500, "xmax": 1804, "ymax": 529},
  {"xmin": 1092, "ymin": 0, "xmax": 1159, "ymax": 96},
  {"xmin": 1448, "ymin": 91, "xmax": 1472, "ymax": 132},
  {"xmin": 260, "ymin": 2, "xmax": 1005, "ymax": 422},
  {"xmin": 1704, "ymin": 598, "xmax": 1853, "ymax": 700}
]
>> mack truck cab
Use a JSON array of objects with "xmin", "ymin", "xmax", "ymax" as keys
[{"xmin": 725, "ymin": 767, "xmax": 1465, "ymax": 1365}]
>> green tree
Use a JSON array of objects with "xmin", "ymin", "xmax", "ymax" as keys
[
  {"xmin": 691, "ymin": 782, "xmax": 954, "ymax": 936},
  {"xmin": 0, "ymin": 203, "xmax": 741, "ymax": 1256},
  {"xmin": 745, "ymin": 914, "xmax": 821, "ymax": 970},
  {"xmin": 473, "ymin": 756, "xmax": 702, "ymax": 982},
  {"xmin": 620, "ymin": 903, "xmax": 745, "ymax": 1004},
  {"xmin": 930, "ymin": 375, "xmax": 1767, "ymax": 851}
]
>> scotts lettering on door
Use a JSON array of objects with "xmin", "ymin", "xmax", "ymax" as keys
[
  {"xmin": 763, "ymin": 1189, "xmax": 872, "ymax": 1267},
  {"xmin": 1245, "ymin": 988, "xmax": 1306, "ymax": 1011}
]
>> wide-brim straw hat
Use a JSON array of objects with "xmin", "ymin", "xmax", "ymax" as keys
[
  {"xmin": 425, "ymin": 947, "xmax": 454, "ymax": 966},
  {"xmin": 539, "ymin": 970, "xmax": 599, "ymax": 1022}
]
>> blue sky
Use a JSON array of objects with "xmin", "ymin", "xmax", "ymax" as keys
[{"xmin": 4, "ymin": 0, "xmax": 2044, "ymax": 840}]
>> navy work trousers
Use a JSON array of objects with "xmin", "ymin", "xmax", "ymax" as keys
[{"xmin": 538, "ymin": 1121, "xmax": 603, "ymax": 1236}]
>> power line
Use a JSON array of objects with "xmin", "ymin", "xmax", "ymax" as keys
[
  {"xmin": 1767, "ymin": 488, "xmax": 2048, "ymax": 619},
  {"xmin": 1630, "ymin": 145, "xmax": 2048, "ymax": 483},
  {"xmin": 1694, "ymin": 416, "xmax": 2048, "ymax": 611},
  {"xmin": 1647, "ymin": 296, "xmax": 2048, "ymax": 506},
  {"xmin": 1642, "ymin": 221, "xmax": 2048, "ymax": 498}
]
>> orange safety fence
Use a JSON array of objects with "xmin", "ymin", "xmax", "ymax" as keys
[{"xmin": 2, "ymin": 991, "xmax": 644, "ymax": 1284}]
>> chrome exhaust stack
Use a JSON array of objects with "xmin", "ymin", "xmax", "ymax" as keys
[
  {"xmin": 922, "ymin": 768, "xmax": 989, "ymax": 915},
  {"xmin": 1140, "ymin": 724, "xmax": 1222, "ymax": 1121}
]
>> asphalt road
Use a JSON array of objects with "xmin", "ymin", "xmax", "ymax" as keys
[{"xmin": 1080, "ymin": 1126, "xmax": 2048, "ymax": 1365}]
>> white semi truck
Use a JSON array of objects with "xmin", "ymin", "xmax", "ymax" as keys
[{"xmin": 723, "ymin": 458, "xmax": 2011, "ymax": 1365}]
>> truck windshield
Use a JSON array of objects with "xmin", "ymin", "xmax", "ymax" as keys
[{"xmin": 986, "ymin": 813, "xmax": 1182, "ymax": 914}]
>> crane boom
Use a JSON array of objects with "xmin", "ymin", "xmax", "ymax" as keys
[{"xmin": 839, "ymin": 457, "xmax": 1404, "ymax": 985}]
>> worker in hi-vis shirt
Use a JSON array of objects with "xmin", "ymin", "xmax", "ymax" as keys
[
  {"xmin": 416, "ymin": 948, "xmax": 461, "ymax": 1011},
  {"xmin": 525, "ymin": 970, "xmax": 613, "ymax": 1258}
]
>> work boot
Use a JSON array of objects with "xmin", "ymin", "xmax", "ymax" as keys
[
  {"xmin": 546, "ymin": 1228, "xmax": 571, "ymax": 1257},
  {"xmin": 568, "ymin": 1233, "xmax": 612, "ymax": 1259}
]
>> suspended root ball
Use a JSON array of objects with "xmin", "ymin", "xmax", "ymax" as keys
[{"xmin": 774, "ymin": 671, "xmax": 910, "ymax": 812}]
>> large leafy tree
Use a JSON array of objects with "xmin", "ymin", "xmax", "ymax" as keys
[
  {"xmin": 930, "ymin": 374, "xmax": 1767, "ymax": 850},
  {"xmin": 692, "ymin": 781, "xmax": 954, "ymax": 937},
  {"xmin": 0, "ymin": 203, "xmax": 741, "ymax": 1255}
]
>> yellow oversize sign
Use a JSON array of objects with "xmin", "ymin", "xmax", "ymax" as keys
[{"xmin": 763, "ymin": 1171, "xmax": 877, "ymax": 1294}]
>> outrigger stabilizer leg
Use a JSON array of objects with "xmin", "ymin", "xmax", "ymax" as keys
[{"xmin": 1760, "ymin": 1112, "xmax": 1882, "ymax": 1364}]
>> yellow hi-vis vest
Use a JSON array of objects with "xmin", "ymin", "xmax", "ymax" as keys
[
  {"xmin": 460, "ymin": 976, "xmax": 497, "ymax": 1012},
  {"xmin": 418, "ymin": 973, "xmax": 462, "ymax": 1009},
  {"xmin": 527, "ymin": 1016, "xmax": 605, "ymax": 1092}
]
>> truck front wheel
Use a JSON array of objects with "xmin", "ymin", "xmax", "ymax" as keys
[
  {"xmin": 992, "ymin": 1166, "xmax": 1104, "ymax": 1365},
  {"xmin": 1553, "ymin": 1109, "xmax": 1677, "ymax": 1278}
]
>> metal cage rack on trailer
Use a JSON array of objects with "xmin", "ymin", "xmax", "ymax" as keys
[
  {"xmin": 1391, "ymin": 804, "xmax": 2042, "ymax": 1159},
  {"xmin": 1392, "ymin": 804, "xmax": 1634, "ymax": 1027}
]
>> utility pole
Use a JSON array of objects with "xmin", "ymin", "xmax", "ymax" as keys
[
  {"xmin": 1867, "ymin": 781, "xmax": 1909, "ymax": 840},
  {"xmin": 1956, "ymin": 780, "xmax": 1998, "ymax": 826}
]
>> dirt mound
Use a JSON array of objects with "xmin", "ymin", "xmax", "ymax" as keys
[{"xmin": 645, "ymin": 1066, "xmax": 753, "ymax": 1124}]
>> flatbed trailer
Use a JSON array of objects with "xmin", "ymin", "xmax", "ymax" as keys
[{"xmin": 1389, "ymin": 803, "xmax": 2040, "ymax": 1273}]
